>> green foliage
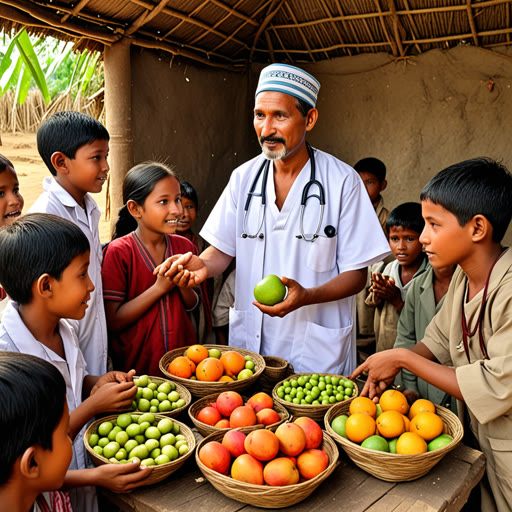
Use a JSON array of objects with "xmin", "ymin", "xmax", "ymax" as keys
[{"xmin": 0, "ymin": 29, "xmax": 103, "ymax": 104}]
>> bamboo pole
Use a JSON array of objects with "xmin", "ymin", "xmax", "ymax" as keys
[
  {"xmin": 209, "ymin": 0, "xmax": 259, "ymax": 26},
  {"xmin": 249, "ymin": 0, "xmax": 284, "ymax": 62},
  {"xmin": 466, "ymin": 0, "xmax": 479, "ymax": 46},
  {"xmin": 126, "ymin": 0, "xmax": 172, "ymax": 36},
  {"xmin": 104, "ymin": 38, "xmax": 133, "ymax": 235},
  {"xmin": 373, "ymin": 0, "xmax": 397, "ymax": 57},
  {"xmin": 388, "ymin": 0, "xmax": 406, "ymax": 57},
  {"xmin": 403, "ymin": 0, "xmax": 422, "ymax": 54},
  {"xmin": 284, "ymin": 1, "xmax": 316, "ymax": 62},
  {"xmin": 60, "ymin": 0, "xmax": 93, "ymax": 23}
]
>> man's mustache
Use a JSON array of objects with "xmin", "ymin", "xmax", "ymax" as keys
[{"xmin": 260, "ymin": 136, "xmax": 286, "ymax": 145}]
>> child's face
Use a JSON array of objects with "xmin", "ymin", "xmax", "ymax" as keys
[
  {"xmin": 137, "ymin": 176, "xmax": 183, "ymax": 235},
  {"xmin": 38, "ymin": 402, "xmax": 73, "ymax": 492},
  {"xmin": 176, "ymin": 196, "xmax": 197, "ymax": 234},
  {"xmin": 0, "ymin": 167, "xmax": 24, "ymax": 226},
  {"xmin": 57, "ymin": 139, "xmax": 109, "ymax": 204},
  {"xmin": 50, "ymin": 251, "xmax": 94, "ymax": 320},
  {"xmin": 421, "ymin": 199, "xmax": 470, "ymax": 268},
  {"xmin": 358, "ymin": 171, "xmax": 386, "ymax": 204},
  {"xmin": 388, "ymin": 225, "xmax": 423, "ymax": 267}
]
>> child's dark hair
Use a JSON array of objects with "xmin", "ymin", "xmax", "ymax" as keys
[
  {"xmin": 421, "ymin": 157, "xmax": 512, "ymax": 243},
  {"xmin": 37, "ymin": 110, "xmax": 109, "ymax": 176},
  {"xmin": 0, "ymin": 213, "xmax": 90, "ymax": 304},
  {"xmin": 354, "ymin": 157, "xmax": 386, "ymax": 182},
  {"xmin": 180, "ymin": 181, "xmax": 198, "ymax": 209},
  {"xmin": 113, "ymin": 161, "xmax": 178, "ymax": 240},
  {"xmin": 387, "ymin": 202, "xmax": 425, "ymax": 235},
  {"xmin": 0, "ymin": 351, "xmax": 66, "ymax": 486},
  {"xmin": 0, "ymin": 154, "xmax": 14, "ymax": 173}
]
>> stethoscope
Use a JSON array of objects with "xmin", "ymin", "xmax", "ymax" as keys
[{"xmin": 241, "ymin": 143, "xmax": 336, "ymax": 241}]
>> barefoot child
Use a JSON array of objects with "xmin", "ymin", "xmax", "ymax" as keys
[
  {"xmin": 366, "ymin": 202, "xmax": 428, "ymax": 352},
  {"xmin": 0, "ymin": 352, "xmax": 73, "ymax": 512},
  {"xmin": 0, "ymin": 214, "xmax": 152, "ymax": 512},
  {"xmin": 352, "ymin": 158, "xmax": 512, "ymax": 511},
  {"xmin": 102, "ymin": 162, "xmax": 199, "ymax": 375}
]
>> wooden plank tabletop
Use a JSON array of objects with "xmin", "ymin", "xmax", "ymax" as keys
[{"xmin": 102, "ymin": 443, "xmax": 484, "ymax": 512}]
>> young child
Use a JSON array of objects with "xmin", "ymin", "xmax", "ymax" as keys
[
  {"xmin": 354, "ymin": 157, "xmax": 389, "ymax": 340},
  {"xmin": 0, "ymin": 213, "xmax": 153, "ymax": 512},
  {"xmin": 177, "ymin": 180, "xmax": 213, "ymax": 344},
  {"xmin": 351, "ymin": 157, "xmax": 512, "ymax": 511},
  {"xmin": 0, "ymin": 154, "xmax": 24, "ymax": 311},
  {"xmin": 102, "ymin": 162, "xmax": 199, "ymax": 375},
  {"xmin": 366, "ymin": 202, "xmax": 428, "ymax": 352},
  {"xmin": 0, "ymin": 351, "xmax": 73, "ymax": 512},
  {"xmin": 393, "ymin": 263, "xmax": 457, "ymax": 412},
  {"xmin": 29, "ymin": 111, "xmax": 109, "ymax": 376}
]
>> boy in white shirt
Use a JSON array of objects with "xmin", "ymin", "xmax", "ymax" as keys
[
  {"xmin": 0, "ymin": 214, "xmax": 152, "ymax": 512},
  {"xmin": 29, "ymin": 111, "xmax": 109, "ymax": 375}
]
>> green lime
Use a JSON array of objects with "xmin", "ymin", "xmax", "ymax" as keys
[
  {"xmin": 168, "ymin": 391, "xmax": 180, "ymax": 402},
  {"xmin": 155, "ymin": 454, "xmax": 171, "ymax": 465},
  {"xmin": 331, "ymin": 414, "xmax": 349, "ymax": 439},
  {"xmin": 117, "ymin": 414, "xmax": 132, "ymax": 429},
  {"xmin": 108, "ymin": 426, "xmax": 122, "ymax": 441},
  {"xmin": 88, "ymin": 433, "xmax": 99, "ymax": 447},
  {"xmin": 124, "ymin": 439, "xmax": 138, "ymax": 453},
  {"xmin": 361, "ymin": 435, "xmax": 389, "ymax": 452},
  {"xmin": 115, "ymin": 431, "xmax": 129, "ymax": 446},
  {"xmin": 115, "ymin": 448, "xmax": 127, "ymax": 461},
  {"xmin": 253, "ymin": 274, "xmax": 287, "ymax": 306},
  {"xmin": 141, "ymin": 458, "xmax": 156, "ymax": 466},
  {"xmin": 178, "ymin": 444, "xmax": 188, "ymax": 456},
  {"xmin": 388, "ymin": 438, "xmax": 398, "ymax": 454},
  {"xmin": 137, "ymin": 375, "xmax": 149, "ymax": 387},
  {"xmin": 98, "ymin": 437, "xmax": 110, "ymax": 448},
  {"xmin": 157, "ymin": 382, "xmax": 172, "ymax": 394},
  {"xmin": 145, "ymin": 426, "xmax": 161, "ymax": 440},
  {"xmin": 93, "ymin": 445, "xmax": 103, "ymax": 456},
  {"xmin": 150, "ymin": 448, "xmax": 161, "ymax": 459},
  {"xmin": 161, "ymin": 444, "xmax": 179, "ymax": 461},
  {"xmin": 145, "ymin": 438, "xmax": 159, "ymax": 452},
  {"xmin": 126, "ymin": 423, "xmax": 141, "ymax": 438},
  {"xmin": 157, "ymin": 418, "xmax": 174, "ymax": 434},
  {"xmin": 138, "ymin": 413, "xmax": 155, "ymax": 424},
  {"xmin": 97, "ymin": 421, "xmax": 114, "ymax": 437},
  {"xmin": 427, "ymin": 434, "xmax": 453, "ymax": 451},
  {"xmin": 138, "ymin": 398, "xmax": 150, "ymax": 412},
  {"xmin": 103, "ymin": 441, "xmax": 120, "ymax": 459}
]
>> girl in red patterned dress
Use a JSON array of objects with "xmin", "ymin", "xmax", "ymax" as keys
[{"xmin": 102, "ymin": 162, "xmax": 199, "ymax": 375}]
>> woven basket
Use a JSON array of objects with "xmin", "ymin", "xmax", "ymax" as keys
[
  {"xmin": 188, "ymin": 392, "xmax": 290, "ymax": 437},
  {"xmin": 258, "ymin": 356, "xmax": 295, "ymax": 395},
  {"xmin": 272, "ymin": 373, "xmax": 359, "ymax": 423},
  {"xmin": 324, "ymin": 402, "xmax": 463, "ymax": 482},
  {"xmin": 159, "ymin": 345, "xmax": 265, "ymax": 398},
  {"xmin": 133, "ymin": 375, "xmax": 191, "ymax": 419},
  {"xmin": 195, "ymin": 428, "xmax": 339, "ymax": 508},
  {"xmin": 83, "ymin": 413, "xmax": 196, "ymax": 486}
]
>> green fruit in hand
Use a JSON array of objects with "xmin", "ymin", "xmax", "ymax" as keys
[
  {"xmin": 253, "ymin": 274, "xmax": 287, "ymax": 306},
  {"xmin": 361, "ymin": 435, "xmax": 389, "ymax": 452},
  {"xmin": 427, "ymin": 434, "xmax": 453, "ymax": 451},
  {"xmin": 331, "ymin": 414, "xmax": 349, "ymax": 439}
]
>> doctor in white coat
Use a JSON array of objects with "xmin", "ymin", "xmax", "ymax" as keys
[{"xmin": 161, "ymin": 64, "xmax": 390, "ymax": 375}]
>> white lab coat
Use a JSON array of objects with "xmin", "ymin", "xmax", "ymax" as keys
[
  {"xmin": 0, "ymin": 301, "xmax": 98, "ymax": 512},
  {"xmin": 200, "ymin": 148, "xmax": 391, "ymax": 375},
  {"xmin": 29, "ymin": 177, "xmax": 108, "ymax": 375}
]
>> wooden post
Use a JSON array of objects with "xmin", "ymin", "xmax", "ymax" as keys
[{"xmin": 104, "ymin": 38, "xmax": 133, "ymax": 237}]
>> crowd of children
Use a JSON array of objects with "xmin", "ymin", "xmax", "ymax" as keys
[{"xmin": 0, "ymin": 110, "xmax": 511, "ymax": 512}]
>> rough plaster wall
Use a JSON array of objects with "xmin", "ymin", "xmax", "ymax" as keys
[
  {"xmin": 131, "ymin": 50, "xmax": 255, "ymax": 221},
  {"xmin": 132, "ymin": 46, "xmax": 512, "ymax": 244}
]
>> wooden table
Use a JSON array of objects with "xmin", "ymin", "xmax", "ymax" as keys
[{"xmin": 102, "ymin": 442, "xmax": 484, "ymax": 512}]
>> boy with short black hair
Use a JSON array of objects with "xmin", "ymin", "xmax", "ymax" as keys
[
  {"xmin": 366, "ymin": 202, "xmax": 428, "ymax": 352},
  {"xmin": 0, "ymin": 213, "xmax": 152, "ymax": 512},
  {"xmin": 352, "ymin": 157, "xmax": 512, "ymax": 511},
  {"xmin": 29, "ymin": 111, "xmax": 110, "ymax": 376},
  {"xmin": 0, "ymin": 351, "xmax": 73, "ymax": 512}
]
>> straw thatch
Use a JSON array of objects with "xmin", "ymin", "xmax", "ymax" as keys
[{"xmin": 1, "ymin": 1, "xmax": 512, "ymax": 70}]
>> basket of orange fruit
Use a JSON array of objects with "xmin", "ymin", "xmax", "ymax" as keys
[
  {"xmin": 324, "ymin": 390, "xmax": 463, "ymax": 482},
  {"xmin": 196, "ymin": 418, "xmax": 339, "ymax": 508},
  {"xmin": 188, "ymin": 390, "xmax": 290, "ymax": 437},
  {"xmin": 159, "ymin": 344, "xmax": 265, "ymax": 398}
]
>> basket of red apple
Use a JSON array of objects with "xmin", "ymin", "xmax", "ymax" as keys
[
  {"xmin": 196, "ymin": 418, "xmax": 339, "ymax": 509},
  {"xmin": 188, "ymin": 390, "xmax": 289, "ymax": 437},
  {"xmin": 159, "ymin": 344, "xmax": 265, "ymax": 398}
]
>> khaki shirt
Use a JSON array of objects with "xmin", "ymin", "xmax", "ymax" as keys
[{"xmin": 422, "ymin": 248, "xmax": 512, "ymax": 511}]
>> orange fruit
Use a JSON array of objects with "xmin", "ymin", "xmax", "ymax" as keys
[
  {"xmin": 218, "ymin": 375, "xmax": 234, "ymax": 382},
  {"xmin": 401, "ymin": 414, "xmax": 411, "ymax": 432},
  {"xmin": 196, "ymin": 357, "xmax": 224, "ymax": 382},
  {"xmin": 408, "ymin": 398, "xmax": 435, "ymax": 420},
  {"xmin": 379, "ymin": 389, "xmax": 409, "ymax": 415},
  {"xmin": 186, "ymin": 344, "xmax": 209, "ymax": 364},
  {"xmin": 345, "ymin": 413, "xmax": 376, "ymax": 443},
  {"xmin": 396, "ymin": 432, "xmax": 427, "ymax": 454},
  {"xmin": 168, "ymin": 356, "xmax": 195, "ymax": 379},
  {"xmin": 219, "ymin": 350, "xmax": 246, "ymax": 377},
  {"xmin": 375, "ymin": 410, "xmax": 405, "ymax": 439},
  {"xmin": 349, "ymin": 397, "xmax": 377, "ymax": 418},
  {"xmin": 409, "ymin": 411, "xmax": 444, "ymax": 441}
]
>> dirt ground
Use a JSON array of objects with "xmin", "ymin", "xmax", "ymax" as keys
[{"xmin": 1, "ymin": 131, "xmax": 111, "ymax": 242}]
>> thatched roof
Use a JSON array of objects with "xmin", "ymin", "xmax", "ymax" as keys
[{"xmin": 1, "ymin": 1, "xmax": 512, "ymax": 70}]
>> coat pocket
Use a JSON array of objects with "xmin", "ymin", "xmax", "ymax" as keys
[{"xmin": 306, "ymin": 235, "xmax": 337, "ymax": 273}]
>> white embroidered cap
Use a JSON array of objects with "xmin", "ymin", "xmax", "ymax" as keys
[{"xmin": 255, "ymin": 63, "xmax": 321, "ymax": 108}]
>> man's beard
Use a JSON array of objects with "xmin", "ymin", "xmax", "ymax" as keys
[{"xmin": 259, "ymin": 136, "xmax": 288, "ymax": 160}]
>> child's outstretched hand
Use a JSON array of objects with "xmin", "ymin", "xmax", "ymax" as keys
[
  {"xmin": 88, "ymin": 380, "xmax": 137, "ymax": 414},
  {"xmin": 370, "ymin": 273, "xmax": 403, "ymax": 312},
  {"xmin": 92, "ymin": 459, "xmax": 153, "ymax": 492}
]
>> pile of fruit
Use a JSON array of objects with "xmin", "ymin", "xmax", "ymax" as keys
[
  {"xmin": 198, "ymin": 417, "xmax": 329, "ymax": 486},
  {"xmin": 275, "ymin": 374, "xmax": 357, "ymax": 405},
  {"xmin": 88, "ymin": 413, "xmax": 190, "ymax": 466},
  {"xmin": 194, "ymin": 391, "xmax": 282, "ymax": 429},
  {"xmin": 132, "ymin": 375, "xmax": 187, "ymax": 413},
  {"xmin": 167, "ymin": 345, "xmax": 256, "ymax": 382},
  {"xmin": 330, "ymin": 390, "xmax": 453, "ymax": 454}
]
